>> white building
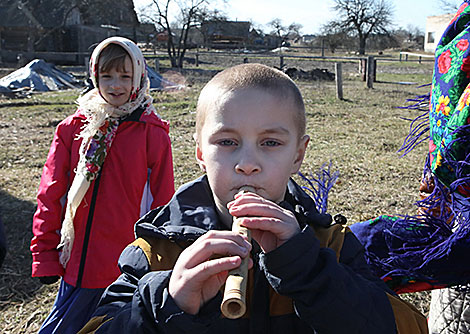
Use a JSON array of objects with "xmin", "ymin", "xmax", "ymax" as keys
[{"xmin": 424, "ymin": 13, "xmax": 454, "ymax": 52}]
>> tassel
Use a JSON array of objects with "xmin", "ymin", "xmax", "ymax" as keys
[{"xmin": 298, "ymin": 162, "xmax": 339, "ymax": 214}]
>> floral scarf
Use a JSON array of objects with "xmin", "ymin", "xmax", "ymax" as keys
[
  {"xmin": 58, "ymin": 36, "xmax": 159, "ymax": 268},
  {"xmin": 349, "ymin": 0, "xmax": 470, "ymax": 293}
]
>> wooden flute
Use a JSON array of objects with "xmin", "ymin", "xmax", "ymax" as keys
[{"xmin": 220, "ymin": 187, "xmax": 254, "ymax": 319}]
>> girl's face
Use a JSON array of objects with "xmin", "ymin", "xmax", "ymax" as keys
[{"xmin": 98, "ymin": 55, "xmax": 133, "ymax": 107}]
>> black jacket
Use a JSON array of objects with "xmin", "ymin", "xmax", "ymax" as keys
[{"xmin": 79, "ymin": 176, "xmax": 427, "ymax": 334}]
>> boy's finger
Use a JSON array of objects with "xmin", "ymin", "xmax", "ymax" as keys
[
  {"xmin": 182, "ymin": 234, "xmax": 251, "ymax": 268},
  {"xmin": 229, "ymin": 201, "xmax": 290, "ymax": 220},
  {"xmin": 189, "ymin": 255, "xmax": 242, "ymax": 282},
  {"xmin": 230, "ymin": 192, "xmax": 266, "ymax": 206},
  {"xmin": 237, "ymin": 217, "xmax": 284, "ymax": 233}
]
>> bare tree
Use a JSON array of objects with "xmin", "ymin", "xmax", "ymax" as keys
[
  {"xmin": 320, "ymin": 21, "xmax": 353, "ymax": 53},
  {"xmin": 267, "ymin": 18, "xmax": 302, "ymax": 47},
  {"xmin": 438, "ymin": 0, "xmax": 459, "ymax": 13},
  {"xmin": 140, "ymin": 0, "xmax": 212, "ymax": 68},
  {"xmin": 327, "ymin": 0, "xmax": 394, "ymax": 55}
]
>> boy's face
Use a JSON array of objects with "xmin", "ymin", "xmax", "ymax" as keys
[
  {"xmin": 196, "ymin": 88, "xmax": 309, "ymax": 214},
  {"xmin": 98, "ymin": 55, "xmax": 133, "ymax": 107}
]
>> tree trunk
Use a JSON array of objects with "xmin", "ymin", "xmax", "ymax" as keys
[
  {"xmin": 358, "ymin": 36, "xmax": 366, "ymax": 55},
  {"xmin": 166, "ymin": 35, "xmax": 177, "ymax": 68},
  {"xmin": 177, "ymin": 21, "xmax": 192, "ymax": 69}
]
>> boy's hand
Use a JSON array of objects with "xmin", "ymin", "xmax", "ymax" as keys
[
  {"xmin": 227, "ymin": 192, "xmax": 300, "ymax": 253},
  {"xmin": 168, "ymin": 230, "xmax": 252, "ymax": 315}
]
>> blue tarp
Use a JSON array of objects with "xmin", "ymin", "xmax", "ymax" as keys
[
  {"xmin": 0, "ymin": 59, "xmax": 80, "ymax": 92},
  {"xmin": 147, "ymin": 66, "xmax": 184, "ymax": 90},
  {"xmin": 0, "ymin": 59, "xmax": 182, "ymax": 94},
  {"xmin": 147, "ymin": 66, "xmax": 164, "ymax": 89}
]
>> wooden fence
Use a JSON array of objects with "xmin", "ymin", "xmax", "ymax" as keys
[{"xmin": 399, "ymin": 51, "xmax": 434, "ymax": 63}]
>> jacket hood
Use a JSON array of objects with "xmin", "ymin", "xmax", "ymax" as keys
[{"xmin": 135, "ymin": 175, "xmax": 332, "ymax": 242}]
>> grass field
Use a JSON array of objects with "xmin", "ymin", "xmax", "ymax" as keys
[{"xmin": 0, "ymin": 57, "xmax": 434, "ymax": 332}]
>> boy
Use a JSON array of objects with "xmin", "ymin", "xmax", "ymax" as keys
[{"xmin": 79, "ymin": 64, "xmax": 427, "ymax": 333}]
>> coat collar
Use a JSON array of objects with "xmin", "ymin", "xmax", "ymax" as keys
[{"xmin": 134, "ymin": 175, "xmax": 332, "ymax": 242}]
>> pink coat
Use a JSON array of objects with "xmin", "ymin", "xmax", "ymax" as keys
[{"xmin": 31, "ymin": 108, "xmax": 174, "ymax": 288}]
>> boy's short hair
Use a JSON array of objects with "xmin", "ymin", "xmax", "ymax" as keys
[
  {"xmin": 97, "ymin": 43, "xmax": 130, "ymax": 75},
  {"xmin": 196, "ymin": 63, "xmax": 306, "ymax": 139}
]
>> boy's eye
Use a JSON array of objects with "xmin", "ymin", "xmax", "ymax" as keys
[
  {"xmin": 217, "ymin": 139, "xmax": 237, "ymax": 146},
  {"xmin": 262, "ymin": 140, "xmax": 281, "ymax": 147}
]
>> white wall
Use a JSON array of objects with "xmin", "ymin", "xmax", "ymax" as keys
[{"xmin": 425, "ymin": 13, "xmax": 454, "ymax": 53}]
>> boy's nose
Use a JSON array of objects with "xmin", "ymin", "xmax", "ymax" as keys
[{"xmin": 235, "ymin": 153, "xmax": 261, "ymax": 175}]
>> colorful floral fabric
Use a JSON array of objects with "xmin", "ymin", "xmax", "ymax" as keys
[
  {"xmin": 350, "ymin": 0, "xmax": 470, "ymax": 294},
  {"xmin": 83, "ymin": 119, "xmax": 119, "ymax": 181},
  {"xmin": 430, "ymin": 2, "xmax": 470, "ymax": 188}
]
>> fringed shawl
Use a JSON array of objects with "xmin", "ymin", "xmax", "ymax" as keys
[{"xmin": 350, "ymin": 0, "xmax": 470, "ymax": 293}]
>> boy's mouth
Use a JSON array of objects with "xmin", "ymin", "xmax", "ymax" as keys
[{"xmin": 236, "ymin": 185, "xmax": 257, "ymax": 194}]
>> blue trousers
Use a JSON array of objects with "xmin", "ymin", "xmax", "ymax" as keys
[{"xmin": 38, "ymin": 280, "xmax": 105, "ymax": 334}]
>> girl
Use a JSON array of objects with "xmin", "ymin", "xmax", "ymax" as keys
[{"xmin": 31, "ymin": 36, "xmax": 174, "ymax": 333}]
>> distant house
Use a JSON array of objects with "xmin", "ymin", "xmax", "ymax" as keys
[
  {"xmin": 0, "ymin": 0, "xmax": 141, "ymax": 65},
  {"xmin": 424, "ymin": 13, "xmax": 454, "ymax": 52},
  {"xmin": 302, "ymin": 34, "xmax": 316, "ymax": 44},
  {"xmin": 201, "ymin": 21, "xmax": 251, "ymax": 48},
  {"xmin": 248, "ymin": 28, "xmax": 264, "ymax": 46}
]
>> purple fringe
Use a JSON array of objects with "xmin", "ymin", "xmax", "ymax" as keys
[
  {"xmin": 364, "ymin": 163, "xmax": 470, "ymax": 285},
  {"xmin": 366, "ymin": 213, "xmax": 470, "ymax": 284},
  {"xmin": 397, "ymin": 88, "xmax": 431, "ymax": 157},
  {"xmin": 360, "ymin": 87, "xmax": 470, "ymax": 285},
  {"xmin": 298, "ymin": 163, "xmax": 339, "ymax": 214},
  {"xmin": 441, "ymin": 124, "xmax": 470, "ymax": 196}
]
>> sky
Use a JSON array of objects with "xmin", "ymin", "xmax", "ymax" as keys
[{"xmin": 134, "ymin": 0, "xmax": 457, "ymax": 35}]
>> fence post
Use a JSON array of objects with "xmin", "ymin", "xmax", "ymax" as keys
[
  {"xmin": 366, "ymin": 56, "xmax": 375, "ymax": 88},
  {"xmin": 373, "ymin": 58, "xmax": 377, "ymax": 82},
  {"xmin": 196, "ymin": 47, "xmax": 199, "ymax": 67},
  {"xmin": 154, "ymin": 59, "xmax": 160, "ymax": 73},
  {"xmin": 84, "ymin": 56, "xmax": 90, "ymax": 79},
  {"xmin": 360, "ymin": 58, "xmax": 367, "ymax": 81},
  {"xmin": 321, "ymin": 39, "xmax": 325, "ymax": 57},
  {"xmin": 335, "ymin": 62, "xmax": 343, "ymax": 100},
  {"xmin": 280, "ymin": 55, "xmax": 284, "ymax": 69}
]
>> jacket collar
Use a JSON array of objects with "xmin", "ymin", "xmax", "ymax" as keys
[{"xmin": 135, "ymin": 175, "xmax": 332, "ymax": 242}]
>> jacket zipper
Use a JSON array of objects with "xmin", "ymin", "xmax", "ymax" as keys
[{"xmin": 75, "ymin": 170, "xmax": 102, "ymax": 288}]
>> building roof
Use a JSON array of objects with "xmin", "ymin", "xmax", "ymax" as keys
[
  {"xmin": 0, "ymin": 0, "xmax": 138, "ymax": 29},
  {"xmin": 201, "ymin": 21, "xmax": 251, "ymax": 40},
  {"xmin": 0, "ymin": 0, "xmax": 76, "ymax": 28}
]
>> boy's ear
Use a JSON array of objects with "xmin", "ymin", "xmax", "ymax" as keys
[
  {"xmin": 195, "ymin": 140, "xmax": 207, "ymax": 172},
  {"xmin": 291, "ymin": 135, "xmax": 310, "ymax": 174}
]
